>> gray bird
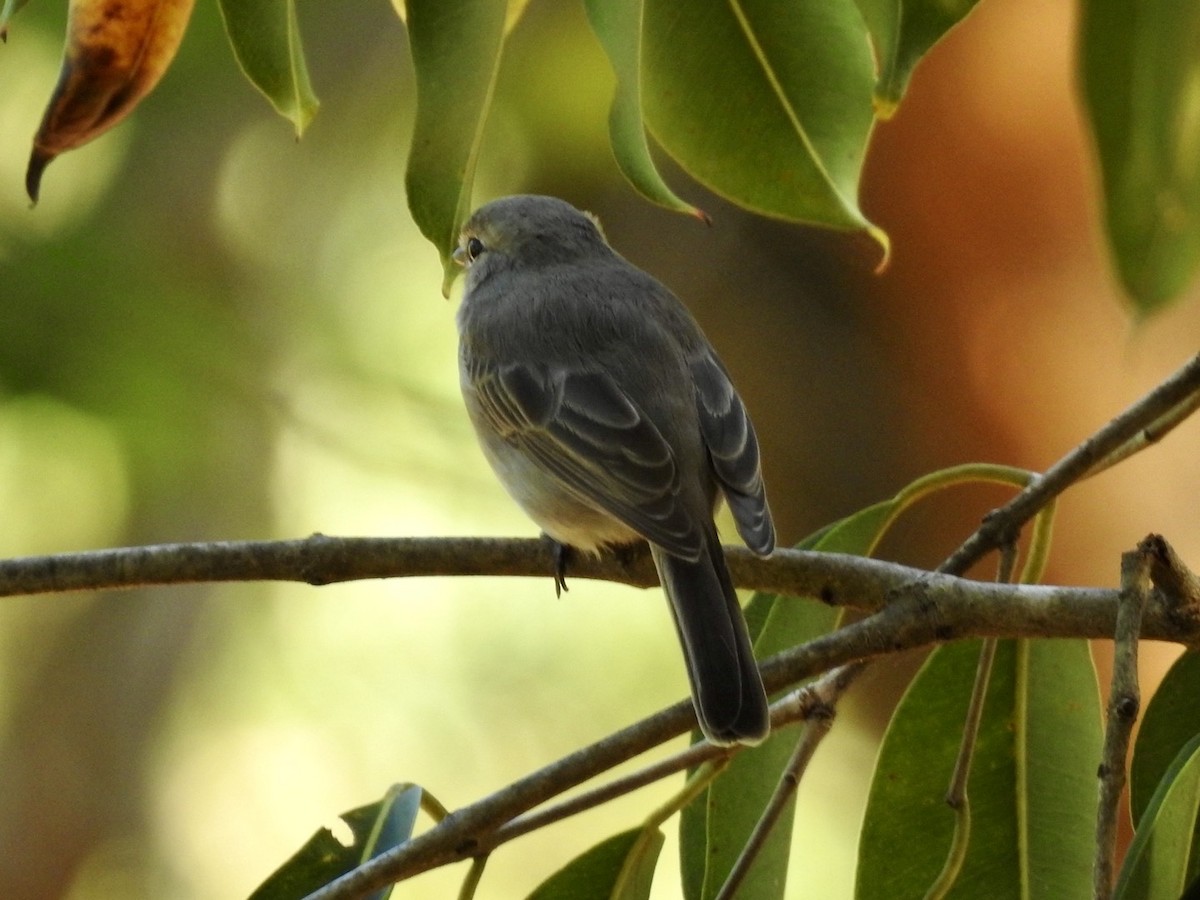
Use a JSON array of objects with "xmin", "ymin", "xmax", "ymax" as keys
[{"xmin": 453, "ymin": 195, "xmax": 774, "ymax": 745}]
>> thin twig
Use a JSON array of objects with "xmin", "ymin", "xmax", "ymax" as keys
[
  {"xmin": 483, "ymin": 686, "xmax": 819, "ymax": 850},
  {"xmin": 939, "ymin": 351, "xmax": 1200, "ymax": 577},
  {"xmin": 714, "ymin": 662, "xmax": 867, "ymax": 900},
  {"xmin": 296, "ymin": 353, "xmax": 1200, "ymax": 900},
  {"xmin": 925, "ymin": 545, "xmax": 1017, "ymax": 899},
  {"xmin": 1084, "ymin": 387, "xmax": 1200, "ymax": 479},
  {"xmin": 945, "ymin": 543, "xmax": 1018, "ymax": 808},
  {"xmin": 1093, "ymin": 540, "xmax": 1153, "ymax": 899}
]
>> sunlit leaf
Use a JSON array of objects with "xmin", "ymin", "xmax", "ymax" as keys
[
  {"xmin": 856, "ymin": 640, "xmax": 1100, "ymax": 898},
  {"xmin": 27, "ymin": 0, "xmax": 197, "ymax": 201},
  {"xmin": 528, "ymin": 828, "xmax": 664, "ymax": 900},
  {"xmin": 853, "ymin": 0, "xmax": 983, "ymax": 116},
  {"xmin": 1116, "ymin": 733, "xmax": 1200, "ymax": 899},
  {"xmin": 641, "ymin": 0, "xmax": 886, "ymax": 254},
  {"xmin": 583, "ymin": 0, "xmax": 707, "ymax": 221},
  {"xmin": 1079, "ymin": 0, "xmax": 1200, "ymax": 313},
  {"xmin": 217, "ymin": 0, "xmax": 319, "ymax": 136},
  {"xmin": 403, "ymin": 0, "xmax": 507, "ymax": 293},
  {"xmin": 249, "ymin": 784, "xmax": 424, "ymax": 900},
  {"xmin": 390, "ymin": 0, "xmax": 530, "ymax": 34},
  {"xmin": 1132, "ymin": 650, "xmax": 1200, "ymax": 825}
]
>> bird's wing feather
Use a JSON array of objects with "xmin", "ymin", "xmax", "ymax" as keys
[
  {"xmin": 691, "ymin": 352, "xmax": 775, "ymax": 555},
  {"xmin": 470, "ymin": 356, "xmax": 704, "ymax": 559}
]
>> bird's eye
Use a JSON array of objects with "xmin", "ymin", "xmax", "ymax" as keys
[{"xmin": 466, "ymin": 236, "xmax": 486, "ymax": 261}]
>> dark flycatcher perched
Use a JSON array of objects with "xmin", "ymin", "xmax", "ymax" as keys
[{"xmin": 453, "ymin": 195, "xmax": 775, "ymax": 745}]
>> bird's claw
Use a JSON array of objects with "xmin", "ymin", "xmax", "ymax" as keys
[{"xmin": 544, "ymin": 535, "xmax": 571, "ymax": 597}]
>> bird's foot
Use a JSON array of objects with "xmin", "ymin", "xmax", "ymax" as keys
[{"xmin": 542, "ymin": 534, "xmax": 571, "ymax": 597}]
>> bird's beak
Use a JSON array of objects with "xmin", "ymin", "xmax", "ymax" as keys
[{"xmin": 451, "ymin": 245, "xmax": 467, "ymax": 266}]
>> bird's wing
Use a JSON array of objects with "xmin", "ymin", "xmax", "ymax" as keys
[
  {"xmin": 690, "ymin": 352, "xmax": 775, "ymax": 555},
  {"xmin": 468, "ymin": 356, "xmax": 704, "ymax": 560}
]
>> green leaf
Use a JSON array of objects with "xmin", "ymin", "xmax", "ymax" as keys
[
  {"xmin": 1079, "ymin": 0, "xmax": 1200, "ymax": 313},
  {"xmin": 641, "ymin": 0, "xmax": 886, "ymax": 253},
  {"xmin": 0, "ymin": 0, "xmax": 32, "ymax": 38},
  {"xmin": 527, "ymin": 828, "xmax": 664, "ymax": 900},
  {"xmin": 852, "ymin": 0, "xmax": 983, "ymax": 115},
  {"xmin": 1132, "ymin": 651, "xmax": 1200, "ymax": 826},
  {"xmin": 391, "ymin": 0, "xmax": 531, "ymax": 33},
  {"xmin": 249, "ymin": 784, "xmax": 424, "ymax": 900},
  {"xmin": 856, "ymin": 640, "xmax": 1101, "ymax": 898},
  {"xmin": 217, "ymin": 0, "xmax": 319, "ymax": 136},
  {"xmin": 403, "ymin": 0, "xmax": 507, "ymax": 293},
  {"xmin": 1116, "ymin": 733, "xmax": 1200, "ymax": 899},
  {"xmin": 583, "ymin": 0, "xmax": 708, "ymax": 221},
  {"xmin": 679, "ymin": 501, "xmax": 895, "ymax": 900}
]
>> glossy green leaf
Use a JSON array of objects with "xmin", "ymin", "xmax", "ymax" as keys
[
  {"xmin": 679, "ymin": 501, "xmax": 895, "ymax": 900},
  {"xmin": 1132, "ymin": 651, "xmax": 1200, "ymax": 825},
  {"xmin": 852, "ymin": 0, "xmax": 983, "ymax": 115},
  {"xmin": 583, "ymin": 0, "xmax": 708, "ymax": 221},
  {"xmin": 856, "ymin": 640, "xmax": 1101, "ymax": 898},
  {"xmin": 249, "ymin": 784, "xmax": 423, "ymax": 900},
  {"xmin": 641, "ymin": 0, "xmax": 886, "ymax": 251},
  {"xmin": 217, "ymin": 0, "xmax": 319, "ymax": 136},
  {"xmin": 1079, "ymin": 0, "xmax": 1200, "ymax": 313},
  {"xmin": 1116, "ymin": 733, "xmax": 1200, "ymax": 899},
  {"xmin": 404, "ymin": 0, "xmax": 507, "ymax": 293},
  {"xmin": 527, "ymin": 827, "xmax": 664, "ymax": 900}
]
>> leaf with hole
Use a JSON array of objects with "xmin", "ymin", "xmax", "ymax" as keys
[{"xmin": 249, "ymin": 783, "xmax": 424, "ymax": 900}]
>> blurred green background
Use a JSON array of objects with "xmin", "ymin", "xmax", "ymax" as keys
[{"xmin": 1, "ymin": 0, "xmax": 1198, "ymax": 897}]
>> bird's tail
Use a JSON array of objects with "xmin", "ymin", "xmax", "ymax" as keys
[{"xmin": 652, "ymin": 532, "xmax": 770, "ymax": 745}]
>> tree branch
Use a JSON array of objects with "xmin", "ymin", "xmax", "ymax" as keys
[
  {"xmin": 2, "ymin": 535, "xmax": 1197, "ymax": 637},
  {"xmin": 1, "ymin": 352, "xmax": 1193, "ymax": 900},
  {"xmin": 939, "ymin": 351, "xmax": 1200, "ymax": 576},
  {"xmin": 1094, "ymin": 539, "xmax": 1153, "ymax": 898},
  {"xmin": 294, "ymin": 534, "xmax": 1199, "ymax": 900}
]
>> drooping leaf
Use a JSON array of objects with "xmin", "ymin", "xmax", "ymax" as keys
[
  {"xmin": 583, "ymin": 0, "xmax": 708, "ymax": 221},
  {"xmin": 250, "ymin": 784, "xmax": 424, "ymax": 900},
  {"xmin": 527, "ymin": 828, "xmax": 664, "ymax": 900},
  {"xmin": 1132, "ymin": 650, "xmax": 1200, "ymax": 826},
  {"xmin": 641, "ymin": 0, "xmax": 886, "ymax": 254},
  {"xmin": 1079, "ymin": 0, "xmax": 1200, "ymax": 313},
  {"xmin": 27, "ymin": 0, "xmax": 197, "ymax": 201},
  {"xmin": 390, "ymin": 0, "xmax": 530, "ymax": 34},
  {"xmin": 852, "ymin": 0, "xmax": 984, "ymax": 115},
  {"xmin": 856, "ymin": 640, "xmax": 1100, "ymax": 898},
  {"xmin": 0, "ymin": 0, "xmax": 33, "ymax": 38},
  {"xmin": 1116, "ymin": 733, "xmax": 1200, "ymax": 899},
  {"xmin": 403, "ymin": 0, "xmax": 508, "ymax": 293},
  {"xmin": 217, "ymin": 0, "xmax": 319, "ymax": 136}
]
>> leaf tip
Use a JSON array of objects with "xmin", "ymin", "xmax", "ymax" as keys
[
  {"xmin": 441, "ymin": 260, "xmax": 459, "ymax": 299},
  {"xmin": 292, "ymin": 98, "xmax": 320, "ymax": 139},
  {"xmin": 869, "ymin": 223, "xmax": 891, "ymax": 273},
  {"xmin": 873, "ymin": 91, "xmax": 900, "ymax": 121},
  {"xmin": 25, "ymin": 145, "xmax": 52, "ymax": 204}
]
